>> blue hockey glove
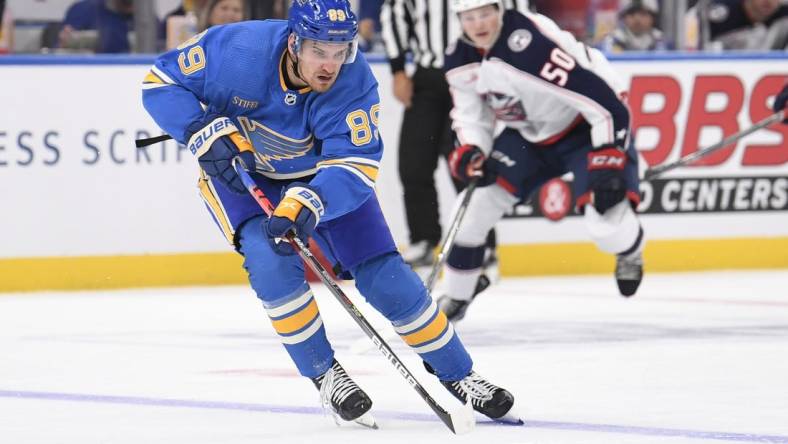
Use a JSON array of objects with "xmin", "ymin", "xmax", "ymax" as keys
[
  {"xmin": 448, "ymin": 144, "xmax": 497, "ymax": 186},
  {"xmin": 185, "ymin": 114, "xmax": 256, "ymax": 194},
  {"xmin": 264, "ymin": 183, "xmax": 325, "ymax": 255},
  {"xmin": 585, "ymin": 145, "xmax": 627, "ymax": 214},
  {"xmin": 773, "ymin": 84, "xmax": 788, "ymax": 123}
]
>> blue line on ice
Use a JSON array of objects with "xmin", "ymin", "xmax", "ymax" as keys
[{"xmin": 1, "ymin": 389, "xmax": 786, "ymax": 443}]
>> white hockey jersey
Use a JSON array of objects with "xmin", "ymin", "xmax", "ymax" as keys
[{"xmin": 444, "ymin": 10, "xmax": 631, "ymax": 154}]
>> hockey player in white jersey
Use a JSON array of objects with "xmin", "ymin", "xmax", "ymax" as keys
[{"xmin": 438, "ymin": 0, "xmax": 646, "ymax": 320}]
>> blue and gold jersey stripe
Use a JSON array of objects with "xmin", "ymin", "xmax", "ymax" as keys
[
  {"xmin": 141, "ymin": 66, "xmax": 176, "ymax": 90},
  {"xmin": 197, "ymin": 173, "xmax": 235, "ymax": 244},
  {"xmin": 317, "ymin": 157, "xmax": 380, "ymax": 187},
  {"xmin": 394, "ymin": 300, "xmax": 456, "ymax": 354},
  {"xmin": 263, "ymin": 286, "xmax": 323, "ymax": 345}
]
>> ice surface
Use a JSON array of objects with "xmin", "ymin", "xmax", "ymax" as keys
[{"xmin": 1, "ymin": 270, "xmax": 787, "ymax": 443}]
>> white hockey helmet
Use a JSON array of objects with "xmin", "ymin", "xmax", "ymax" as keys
[
  {"xmin": 450, "ymin": 0, "xmax": 502, "ymax": 13},
  {"xmin": 618, "ymin": 0, "xmax": 658, "ymax": 17}
]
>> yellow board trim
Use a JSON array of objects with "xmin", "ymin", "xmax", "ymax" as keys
[
  {"xmin": 498, "ymin": 237, "xmax": 788, "ymax": 276},
  {"xmin": 1, "ymin": 237, "xmax": 786, "ymax": 293},
  {"xmin": 0, "ymin": 252, "xmax": 246, "ymax": 293}
]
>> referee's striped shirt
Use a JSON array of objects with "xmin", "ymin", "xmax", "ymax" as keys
[{"xmin": 380, "ymin": 0, "xmax": 531, "ymax": 73}]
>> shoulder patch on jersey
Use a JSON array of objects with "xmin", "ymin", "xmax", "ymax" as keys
[
  {"xmin": 507, "ymin": 29, "xmax": 532, "ymax": 52},
  {"xmin": 708, "ymin": 4, "xmax": 729, "ymax": 22}
]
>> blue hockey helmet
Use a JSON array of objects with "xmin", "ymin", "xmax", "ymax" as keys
[{"xmin": 288, "ymin": 0, "xmax": 359, "ymax": 63}]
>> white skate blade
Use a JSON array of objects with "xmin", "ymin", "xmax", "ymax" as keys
[
  {"xmin": 352, "ymin": 411, "xmax": 378, "ymax": 429},
  {"xmin": 449, "ymin": 400, "xmax": 476, "ymax": 434},
  {"xmin": 493, "ymin": 408, "xmax": 524, "ymax": 425}
]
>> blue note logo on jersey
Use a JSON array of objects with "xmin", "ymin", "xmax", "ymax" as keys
[{"xmin": 237, "ymin": 116, "xmax": 314, "ymax": 172}]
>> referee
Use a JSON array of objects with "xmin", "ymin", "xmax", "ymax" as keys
[{"xmin": 380, "ymin": 0, "xmax": 531, "ymax": 268}]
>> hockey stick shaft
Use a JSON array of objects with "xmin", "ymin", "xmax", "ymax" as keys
[
  {"xmin": 230, "ymin": 158, "xmax": 471, "ymax": 434},
  {"xmin": 135, "ymin": 134, "xmax": 173, "ymax": 148},
  {"xmin": 644, "ymin": 110, "xmax": 784, "ymax": 180},
  {"xmin": 424, "ymin": 180, "xmax": 478, "ymax": 292}
]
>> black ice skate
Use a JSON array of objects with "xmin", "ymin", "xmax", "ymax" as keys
[
  {"xmin": 440, "ymin": 370, "xmax": 521, "ymax": 424},
  {"xmin": 312, "ymin": 359, "xmax": 376, "ymax": 428},
  {"xmin": 437, "ymin": 274, "xmax": 491, "ymax": 322},
  {"xmin": 615, "ymin": 251, "xmax": 643, "ymax": 297}
]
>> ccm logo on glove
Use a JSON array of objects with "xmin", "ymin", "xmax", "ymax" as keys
[{"xmin": 588, "ymin": 147, "xmax": 626, "ymax": 170}]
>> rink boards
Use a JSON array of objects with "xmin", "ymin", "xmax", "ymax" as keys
[{"xmin": 0, "ymin": 53, "xmax": 786, "ymax": 291}]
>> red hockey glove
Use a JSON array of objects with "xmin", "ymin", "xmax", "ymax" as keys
[{"xmin": 448, "ymin": 144, "xmax": 497, "ymax": 186}]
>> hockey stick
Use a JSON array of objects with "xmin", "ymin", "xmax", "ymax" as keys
[
  {"xmin": 425, "ymin": 179, "xmax": 479, "ymax": 292},
  {"xmin": 644, "ymin": 110, "xmax": 785, "ymax": 180},
  {"xmin": 135, "ymin": 134, "xmax": 172, "ymax": 148},
  {"xmin": 350, "ymin": 180, "xmax": 483, "ymax": 354},
  {"xmin": 230, "ymin": 158, "xmax": 475, "ymax": 435}
]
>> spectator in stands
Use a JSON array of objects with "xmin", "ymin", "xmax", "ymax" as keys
[
  {"xmin": 601, "ymin": 0, "xmax": 670, "ymax": 52},
  {"xmin": 358, "ymin": 0, "xmax": 383, "ymax": 52},
  {"xmin": 687, "ymin": 0, "xmax": 788, "ymax": 50},
  {"xmin": 162, "ymin": 0, "xmax": 206, "ymax": 49},
  {"xmin": 163, "ymin": 0, "xmax": 208, "ymax": 22},
  {"xmin": 199, "ymin": 0, "xmax": 245, "ymax": 31},
  {"xmin": 58, "ymin": 0, "xmax": 135, "ymax": 53}
]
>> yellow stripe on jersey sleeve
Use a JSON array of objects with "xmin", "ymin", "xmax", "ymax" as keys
[
  {"xmin": 143, "ymin": 70, "xmax": 167, "ymax": 85},
  {"xmin": 317, "ymin": 158, "xmax": 379, "ymax": 185}
]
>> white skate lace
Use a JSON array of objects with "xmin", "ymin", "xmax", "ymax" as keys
[
  {"xmin": 318, "ymin": 363, "xmax": 359, "ymax": 415},
  {"xmin": 452, "ymin": 371, "xmax": 496, "ymax": 408}
]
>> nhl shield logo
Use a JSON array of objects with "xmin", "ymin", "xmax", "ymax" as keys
[
  {"xmin": 538, "ymin": 177, "xmax": 571, "ymax": 221},
  {"xmin": 508, "ymin": 29, "xmax": 532, "ymax": 53},
  {"xmin": 284, "ymin": 92, "xmax": 297, "ymax": 106}
]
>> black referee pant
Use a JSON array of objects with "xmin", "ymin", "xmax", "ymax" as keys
[{"xmin": 397, "ymin": 66, "xmax": 457, "ymax": 246}]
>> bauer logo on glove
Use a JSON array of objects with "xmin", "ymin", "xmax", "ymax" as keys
[
  {"xmin": 265, "ymin": 183, "xmax": 324, "ymax": 255},
  {"xmin": 185, "ymin": 114, "xmax": 257, "ymax": 194},
  {"xmin": 187, "ymin": 117, "xmax": 236, "ymax": 156}
]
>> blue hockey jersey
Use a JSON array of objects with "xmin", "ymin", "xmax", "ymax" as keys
[{"xmin": 142, "ymin": 20, "xmax": 382, "ymax": 222}]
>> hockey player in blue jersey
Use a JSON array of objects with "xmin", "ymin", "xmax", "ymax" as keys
[
  {"xmin": 436, "ymin": 0, "xmax": 646, "ymax": 321},
  {"xmin": 141, "ymin": 0, "xmax": 517, "ymax": 427}
]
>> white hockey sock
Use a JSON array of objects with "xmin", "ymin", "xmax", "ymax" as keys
[{"xmin": 445, "ymin": 265, "xmax": 483, "ymax": 302}]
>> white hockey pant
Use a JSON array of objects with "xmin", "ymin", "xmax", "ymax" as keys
[{"xmin": 445, "ymin": 184, "xmax": 518, "ymax": 302}]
